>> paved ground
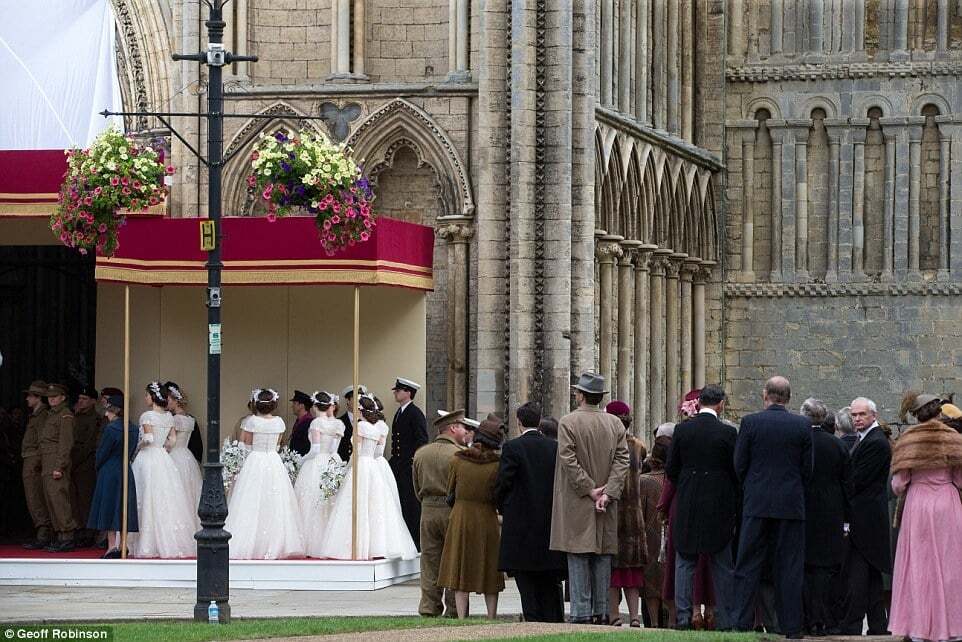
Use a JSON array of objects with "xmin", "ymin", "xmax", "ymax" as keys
[
  {"xmin": 0, "ymin": 580, "xmax": 525, "ymax": 622},
  {"xmin": 271, "ymin": 623, "xmax": 597, "ymax": 642}
]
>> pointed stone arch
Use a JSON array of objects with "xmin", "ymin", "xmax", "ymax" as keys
[
  {"xmin": 111, "ymin": 0, "xmax": 175, "ymax": 132},
  {"xmin": 346, "ymin": 98, "xmax": 474, "ymax": 219},
  {"xmin": 220, "ymin": 102, "xmax": 329, "ymax": 216}
]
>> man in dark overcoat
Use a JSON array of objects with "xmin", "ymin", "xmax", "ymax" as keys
[
  {"xmin": 666, "ymin": 384, "xmax": 739, "ymax": 631},
  {"xmin": 732, "ymin": 376, "xmax": 813, "ymax": 639},
  {"xmin": 389, "ymin": 377, "xmax": 428, "ymax": 549},
  {"xmin": 799, "ymin": 398, "xmax": 850, "ymax": 636},
  {"xmin": 839, "ymin": 396, "xmax": 893, "ymax": 635},
  {"xmin": 496, "ymin": 401, "xmax": 566, "ymax": 623}
]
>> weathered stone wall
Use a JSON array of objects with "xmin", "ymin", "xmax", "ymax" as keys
[{"xmin": 724, "ymin": 289, "xmax": 962, "ymax": 421}]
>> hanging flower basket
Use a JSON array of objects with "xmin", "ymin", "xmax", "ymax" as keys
[
  {"xmin": 51, "ymin": 127, "xmax": 172, "ymax": 256},
  {"xmin": 247, "ymin": 130, "xmax": 376, "ymax": 256}
]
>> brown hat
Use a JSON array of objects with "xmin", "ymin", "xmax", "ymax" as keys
[
  {"xmin": 43, "ymin": 383, "xmax": 68, "ymax": 398},
  {"xmin": 434, "ymin": 409, "xmax": 466, "ymax": 430},
  {"xmin": 476, "ymin": 413, "xmax": 506, "ymax": 447},
  {"xmin": 911, "ymin": 393, "xmax": 941, "ymax": 413},
  {"xmin": 23, "ymin": 380, "xmax": 48, "ymax": 396}
]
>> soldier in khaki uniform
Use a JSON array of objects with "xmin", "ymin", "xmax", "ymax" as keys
[
  {"xmin": 40, "ymin": 383, "xmax": 79, "ymax": 551},
  {"xmin": 71, "ymin": 386, "xmax": 101, "ymax": 546},
  {"xmin": 21, "ymin": 381, "xmax": 52, "ymax": 549},
  {"xmin": 412, "ymin": 409, "xmax": 472, "ymax": 617}
]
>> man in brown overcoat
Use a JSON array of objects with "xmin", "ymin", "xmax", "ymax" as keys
[
  {"xmin": 549, "ymin": 372, "xmax": 630, "ymax": 624},
  {"xmin": 40, "ymin": 383, "xmax": 78, "ymax": 552},
  {"xmin": 413, "ymin": 409, "xmax": 471, "ymax": 617},
  {"xmin": 21, "ymin": 381, "xmax": 52, "ymax": 549}
]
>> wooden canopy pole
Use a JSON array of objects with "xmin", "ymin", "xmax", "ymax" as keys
[
  {"xmin": 121, "ymin": 285, "xmax": 131, "ymax": 559},
  {"xmin": 351, "ymin": 285, "xmax": 360, "ymax": 560}
]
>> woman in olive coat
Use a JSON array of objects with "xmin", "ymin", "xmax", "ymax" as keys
[{"xmin": 438, "ymin": 414, "xmax": 506, "ymax": 618}]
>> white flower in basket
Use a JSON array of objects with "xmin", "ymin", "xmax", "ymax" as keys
[
  {"xmin": 221, "ymin": 438, "xmax": 248, "ymax": 494},
  {"xmin": 317, "ymin": 461, "xmax": 348, "ymax": 507},
  {"xmin": 278, "ymin": 446, "xmax": 303, "ymax": 485}
]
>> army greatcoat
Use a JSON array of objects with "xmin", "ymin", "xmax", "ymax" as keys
[
  {"xmin": 39, "ymin": 401, "xmax": 78, "ymax": 535},
  {"xmin": 21, "ymin": 406, "xmax": 51, "ymax": 539}
]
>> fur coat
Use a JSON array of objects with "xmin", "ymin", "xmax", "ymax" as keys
[
  {"xmin": 614, "ymin": 435, "xmax": 648, "ymax": 569},
  {"xmin": 892, "ymin": 420, "xmax": 962, "ymax": 474}
]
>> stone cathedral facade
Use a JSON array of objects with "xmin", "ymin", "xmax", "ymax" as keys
[{"xmin": 109, "ymin": 0, "xmax": 961, "ymax": 435}]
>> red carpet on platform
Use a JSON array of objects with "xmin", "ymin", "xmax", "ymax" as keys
[{"xmin": 0, "ymin": 544, "xmax": 105, "ymax": 560}]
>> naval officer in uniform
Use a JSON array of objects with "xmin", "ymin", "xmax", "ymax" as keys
[{"xmin": 390, "ymin": 377, "xmax": 429, "ymax": 549}]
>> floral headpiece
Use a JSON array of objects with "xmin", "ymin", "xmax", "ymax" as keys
[
  {"xmin": 148, "ymin": 381, "xmax": 163, "ymax": 399},
  {"xmin": 359, "ymin": 392, "xmax": 382, "ymax": 412},
  {"xmin": 166, "ymin": 383, "xmax": 184, "ymax": 401},
  {"xmin": 311, "ymin": 390, "xmax": 338, "ymax": 407},
  {"xmin": 252, "ymin": 388, "xmax": 280, "ymax": 403}
]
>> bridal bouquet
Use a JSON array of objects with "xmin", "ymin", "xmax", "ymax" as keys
[
  {"xmin": 221, "ymin": 438, "xmax": 248, "ymax": 493},
  {"xmin": 246, "ymin": 129, "xmax": 376, "ymax": 255},
  {"xmin": 52, "ymin": 126, "xmax": 172, "ymax": 256},
  {"xmin": 279, "ymin": 446, "xmax": 303, "ymax": 485},
  {"xmin": 317, "ymin": 462, "xmax": 348, "ymax": 506}
]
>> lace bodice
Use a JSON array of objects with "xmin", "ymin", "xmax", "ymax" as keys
[
  {"xmin": 245, "ymin": 415, "xmax": 285, "ymax": 453},
  {"xmin": 310, "ymin": 416, "xmax": 344, "ymax": 455},
  {"xmin": 139, "ymin": 410, "xmax": 174, "ymax": 447},
  {"xmin": 172, "ymin": 414, "xmax": 195, "ymax": 450}
]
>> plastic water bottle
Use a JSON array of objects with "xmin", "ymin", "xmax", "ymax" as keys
[{"xmin": 208, "ymin": 600, "xmax": 219, "ymax": 625}]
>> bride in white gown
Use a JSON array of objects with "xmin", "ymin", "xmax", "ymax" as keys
[
  {"xmin": 319, "ymin": 394, "xmax": 417, "ymax": 561},
  {"xmin": 294, "ymin": 391, "xmax": 344, "ymax": 557},
  {"xmin": 130, "ymin": 382, "xmax": 197, "ymax": 558},
  {"xmin": 225, "ymin": 388, "xmax": 305, "ymax": 560},
  {"xmin": 164, "ymin": 381, "xmax": 202, "ymax": 526}
]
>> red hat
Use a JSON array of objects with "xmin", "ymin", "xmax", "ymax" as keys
[{"xmin": 606, "ymin": 400, "xmax": 631, "ymax": 416}]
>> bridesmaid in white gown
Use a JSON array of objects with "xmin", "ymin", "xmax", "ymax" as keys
[
  {"xmin": 225, "ymin": 388, "xmax": 305, "ymax": 559},
  {"xmin": 164, "ymin": 381, "xmax": 202, "ymax": 527},
  {"xmin": 130, "ymin": 381, "xmax": 197, "ymax": 558},
  {"xmin": 319, "ymin": 394, "xmax": 417, "ymax": 561},
  {"xmin": 294, "ymin": 391, "xmax": 345, "ymax": 557}
]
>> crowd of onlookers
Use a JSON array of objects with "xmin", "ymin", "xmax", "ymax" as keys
[{"xmin": 416, "ymin": 373, "xmax": 962, "ymax": 642}]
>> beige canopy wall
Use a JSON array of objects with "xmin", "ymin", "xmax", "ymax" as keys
[{"xmin": 95, "ymin": 282, "xmax": 427, "ymax": 448}]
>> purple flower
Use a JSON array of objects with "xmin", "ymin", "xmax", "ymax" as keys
[
  {"xmin": 275, "ymin": 132, "xmax": 288, "ymax": 143},
  {"xmin": 280, "ymin": 161, "xmax": 292, "ymax": 173},
  {"xmin": 288, "ymin": 152, "xmax": 295, "ymax": 160}
]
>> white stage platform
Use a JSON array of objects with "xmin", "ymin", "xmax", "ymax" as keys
[{"xmin": 0, "ymin": 555, "xmax": 420, "ymax": 591}]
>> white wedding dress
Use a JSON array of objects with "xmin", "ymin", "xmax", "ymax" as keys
[
  {"xmin": 225, "ymin": 415, "xmax": 305, "ymax": 559},
  {"xmin": 319, "ymin": 419, "xmax": 418, "ymax": 561},
  {"xmin": 294, "ymin": 416, "xmax": 344, "ymax": 558},
  {"xmin": 169, "ymin": 413, "xmax": 202, "ymax": 525},
  {"xmin": 130, "ymin": 410, "xmax": 197, "ymax": 558}
]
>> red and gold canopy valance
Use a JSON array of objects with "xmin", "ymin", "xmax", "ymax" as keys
[
  {"xmin": 0, "ymin": 150, "xmax": 65, "ymax": 216},
  {"xmin": 95, "ymin": 216, "xmax": 435, "ymax": 290}
]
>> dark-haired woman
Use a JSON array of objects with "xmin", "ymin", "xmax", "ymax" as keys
[
  {"xmin": 130, "ymin": 382, "xmax": 196, "ymax": 558},
  {"xmin": 225, "ymin": 388, "xmax": 304, "ymax": 559},
  {"xmin": 294, "ymin": 390, "xmax": 344, "ymax": 557},
  {"xmin": 320, "ymin": 394, "xmax": 418, "ymax": 561},
  {"xmin": 87, "ymin": 393, "xmax": 139, "ymax": 558},
  {"xmin": 165, "ymin": 382, "xmax": 202, "ymax": 528},
  {"xmin": 438, "ymin": 414, "xmax": 506, "ymax": 619}
]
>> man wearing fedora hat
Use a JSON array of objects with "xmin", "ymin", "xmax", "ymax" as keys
[
  {"xmin": 550, "ymin": 372, "xmax": 629, "ymax": 625},
  {"xmin": 289, "ymin": 390, "xmax": 314, "ymax": 457},
  {"xmin": 413, "ymin": 409, "xmax": 471, "ymax": 617},
  {"xmin": 390, "ymin": 377, "xmax": 429, "ymax": 549},
  {"xmin": 21, "ymin": 381, "xmax": 53, "ymax": 549},
  {"xmin": 39, "ymin": 383, "xmax": 79, "ymax": 552},
  {"xmin": 71, "ymin": 386, "xmax": 102, "ymax": 547}
]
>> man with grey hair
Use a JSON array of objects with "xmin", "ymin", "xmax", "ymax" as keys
[
  {"xmin": 800, "ymin": 398, "xmax": 849, "ymax": 636},
  {"xmin": 840, "ymin": 396, "xmax": 892, "ymax": 635},
  {"xmin": 835, "ymin": 408, "xmax": 857, "ymax": 451}
]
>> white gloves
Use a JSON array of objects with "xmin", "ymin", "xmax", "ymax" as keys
[
  {"xmin": 303, "ymin": 443, "xmax": 321, "ymax": 461},
  {"xmin": 142, "ymin": 433, "xmax": 155, "ymax": 444}
]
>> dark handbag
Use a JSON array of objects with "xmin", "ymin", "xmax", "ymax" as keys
[{"xmin": 446, "ymin": 491, "xmax": 456, "ymax": 507}]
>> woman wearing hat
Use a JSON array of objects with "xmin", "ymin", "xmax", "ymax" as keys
[
  {"xmin": 438, "ymin": 414, "xmax": 506, "ymax": 619},
  {"xmin": 888, "ymin": 392, "xmax": 962, "ymax": 642},
  {"xmin": 87, "ymin": 393, "xmax": 139, "ymax": 558}
]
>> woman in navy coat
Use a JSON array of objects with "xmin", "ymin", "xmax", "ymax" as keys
[{"xmin": 87, "ymin": 393, "xmax": 139, "ymax": 558}]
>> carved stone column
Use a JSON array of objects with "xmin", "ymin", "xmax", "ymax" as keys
[
  {"xmin": 330, "ymin": 0, "xmax": 351, "ymax": 77},
  {"xmin": 437, "ymin": 219, "xmax": 474, "ymax": 410},
  {"xmin": 881, "ymin": 124, "xmax": 897, "ymax": 280},
  {"xmin": 825, "ymin": 125, "xmax": 842, "ymax": 282},
  {"xmin": 667, "ymin": 0, "xmax": 680, "ymax": 134},
  {"xmin": 768, "ymin": 121, "xmax": 788, "ymax": 281},
  {"xmin": 680, "ymin": 258, "xmax": 698, "ymax": 396},
  {"xmin": 617, "ymin": 241, "xmax": 641, "ymax": 404},
  {"xmin": 596, "ymin": 236, "xmax": 623, "ymax": 392},
  {"xmin": 665, "ymin": 253, "xmax": 685, "ymax": 420},
  {"xmin": 352, "ymin": 0, "xmax": 365, "ymax": 77},
  {"xmin": 618, "ymin": 0, "xmax": 632, "ymax": 114},
  {"xmin": 937, "ymin": 0, "xmax": 950, "ymax": 54},
  {"xmin": 692, "ymin": 261, "xmax": 713, "ymax": 389},
  {"xmin": 742, "ymin": 129, "xmax": 756, "ymax": 279},
  {"xmin": 447, "ymin": 0, "xmax": 471, "ymax": 81},
  {"xmin": 770, "ymin": 0, "xmax": 783, "ymax": 55},
  {"xmin": 633, "ymin": 244, "xmax": 658, "ymax": 438},
  {"xmin": 938, "ymin": 129, "xmax": 951, "ymax": 280},
  {"xmin": 908, "ymin": 122, "xmax": 924, "ymax": 280},
  {"xmin": 809, "ymin": 0, "xmax": 825, "ymax": 57},
  {"xmin": 729, "ymin": 0, "xmax": 745, "ymax": 59},
  {"xmin": 635, "ymin": 0, "xmax": 649, "ymax": 124},
  {"xmin": 648, "ymin": 250, "xmax": 671, "ymax": 428},
  {"xmin": 851, "ymin": 120, "xmax": 869, "ymax": 280},
  {"xmin": 792, "ymin": 122, "xmax": 812, "ymax": 281},
  {"xmin": 892, "ymin": 0, "xmax": 909, "ymax": 59},
  {"xmin": 601, "ymin": 0, "xmax": 613, "ymax": 106}
]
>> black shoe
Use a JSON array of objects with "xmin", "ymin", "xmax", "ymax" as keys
[
  {"xmin": 591, "ymin": 615, "xmax": 609, "ymax": 626},
  {"xmin": 45, "ymin": 539, "xmax": 75, "ymax": 553},
  {"xmin": 784, "ymin": 633, "xmax": 804, "ymax": 640},
  {"xmin": 674, "ymin": 622, "xmax": 692, "ymax": 631},
  {"xmin": 22, "ymin": 539, "xmax": 51, "ymax": 550},
  {"xmin": 102, "ymin": 548, "xmax": 122, "ymax": 559}
]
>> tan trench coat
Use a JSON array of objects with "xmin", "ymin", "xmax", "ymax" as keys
[{"xmin": 549, "ymin": 406, "xmax": 630, "ymax": 555}]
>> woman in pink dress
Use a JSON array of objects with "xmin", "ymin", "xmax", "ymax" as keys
[{"xmin": 889, "ymin": 392, "xmax": 962, "ymax": 642}]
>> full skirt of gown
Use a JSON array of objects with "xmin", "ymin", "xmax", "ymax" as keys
[
  {"xmin": 319, "ymin": 456, "xmax": 418, "ymax": 561},
  {"xmin": 225, "ymin": 450, "xmax": 305, "ymax": 559},
  {"xmin": 295, "ymin": 452, "xmax": 342, "ymax": 558},
  {"xmin": 889, "ymin": 467, "xmax": 962, "ymax": 642},
  {"xmin": 169, "ymin": 446, "xmax": 203, "ymax": 528},
  {"xmin": 129, "ymin": 447, "xmax": 197, "ymax": 558}
]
